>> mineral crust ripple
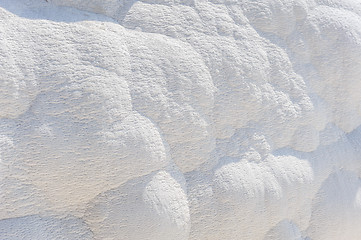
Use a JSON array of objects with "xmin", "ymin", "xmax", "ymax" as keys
[{"xmin": 1, "ymin": 0, "xmax": 361, "ymax": 239}]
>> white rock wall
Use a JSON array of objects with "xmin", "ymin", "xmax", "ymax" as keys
[{"xmin": 0, "ymin": 0, "xmax": 361, "ymax": 239}]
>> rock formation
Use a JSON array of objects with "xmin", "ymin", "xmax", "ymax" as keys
[{"xmin": 1, "ymin": 0, "xmax": 361, "ymax": 239}]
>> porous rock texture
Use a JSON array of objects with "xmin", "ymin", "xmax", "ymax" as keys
[{"xmin": 1, "ymin": 0, "xmax": 361, "ymax": 239}]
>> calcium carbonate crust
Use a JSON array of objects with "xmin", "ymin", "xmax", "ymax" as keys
[{"xmin": 0, "ymin": 0, "xmax": 361, "ymax": 239}]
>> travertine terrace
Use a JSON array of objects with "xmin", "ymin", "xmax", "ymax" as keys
[{"xmin": 1, "ymin": 0, "xmax": 361, "ymax": 239}]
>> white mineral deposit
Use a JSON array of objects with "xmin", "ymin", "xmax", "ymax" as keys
[{"xmin": 1, "ymin": 0, "xmax": 361, "ymax": 239}]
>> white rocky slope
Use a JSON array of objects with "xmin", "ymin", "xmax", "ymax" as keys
[{"xmin": 0, "ymin": 0, "xmax": 361, "ymax": 239}]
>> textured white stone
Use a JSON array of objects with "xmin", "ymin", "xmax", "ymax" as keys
[{"xmin": 0, "ymin": 0, "xmax": 361, "ymax": 239}]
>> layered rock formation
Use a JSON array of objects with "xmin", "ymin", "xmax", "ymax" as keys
[{"xmin": 1, "ymin": 0, "xmax": 361, "ymax": 239}]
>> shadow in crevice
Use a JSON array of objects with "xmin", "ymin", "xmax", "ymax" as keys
[{"xmin": 116, "ymin": 0, "xmax": 138, "ymax": 23}]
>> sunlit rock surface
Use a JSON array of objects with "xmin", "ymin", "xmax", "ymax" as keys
[{"xmin": 1, "ymin": 0, "xmax": 361, "ymax": 239}]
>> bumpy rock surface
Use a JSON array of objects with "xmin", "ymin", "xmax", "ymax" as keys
[{"xmin": 1, "ymin": 0, "xmax": 361, "ymax": 239}]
